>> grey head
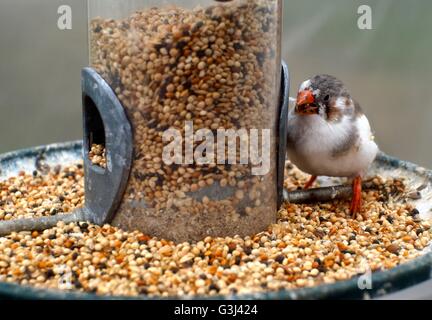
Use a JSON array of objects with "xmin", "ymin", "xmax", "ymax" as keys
[{"xmin": 295, "ymin": 74, "xmax": 362, "ymax": 122}]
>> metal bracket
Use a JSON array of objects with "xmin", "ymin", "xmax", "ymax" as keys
[
  {"xmin": 277, "ymin": 61, "xmax": 290, "ymax": 208},
  {"xmin": 81, "ymin": 67, "xmax": 133, "ymax": 225}
]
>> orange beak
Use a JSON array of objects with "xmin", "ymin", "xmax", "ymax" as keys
[{"xmin": 295, "ymin": 90, "xmax": 318, "ymax": 115}]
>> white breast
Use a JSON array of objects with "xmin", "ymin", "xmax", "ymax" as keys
[{"xmin": 287, "ymin": 110, "xmax": 378, "ymax": 178}]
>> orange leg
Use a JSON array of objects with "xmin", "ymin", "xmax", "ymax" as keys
[
  {"xmin": 350, "ymin": 176, "xmax": 362, "ymax": 217},
  {"xmin": 304, "ymin": 175, "xmax": 317, "ymax": 189}
]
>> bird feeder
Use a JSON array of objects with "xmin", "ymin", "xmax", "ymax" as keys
[{"xmin": 84, "ymin": 0, "xmax": 288, "ymax": 241}]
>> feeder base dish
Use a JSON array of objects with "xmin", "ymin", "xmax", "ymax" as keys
[{"xmin": 0, "ymin": 142, "xmax": 431, "ymax": 299}]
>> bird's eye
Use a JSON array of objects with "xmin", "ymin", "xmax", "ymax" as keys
[{"xmin": 324, "ymin": 95, "xmax": 330, "ymax": 101}]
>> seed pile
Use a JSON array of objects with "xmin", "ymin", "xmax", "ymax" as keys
[
  {"xmin": 89, "ymin": 144, "xmax": 106, "ymax": 168},
  {"xmin": 0, "ymin": 165, "xmax": 84, "ymax": 221},
  {"xmin": 89, "ymin": 0, "xmax": 281, "ymax": 240},
  {"xmin": 0, "ymin": 162, "xmax": 430, "ymax": 297}
]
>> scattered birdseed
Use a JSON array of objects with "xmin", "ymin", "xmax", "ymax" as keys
[
  {"xmin": 89, "ymin": 144, "xmax": 106, "ymax": 168},
  {"xmin": 0, "ymin": 164, "xmax": 84, "ymax": 221},
  {"xmin": 0, "ymin": 161, "xmax": 430, "ymax": 297}
]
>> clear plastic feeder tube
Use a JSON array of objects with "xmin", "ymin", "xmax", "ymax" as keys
[{"xmin": 88, "ymin": 0, "xmax": 283, "ymax": 241}]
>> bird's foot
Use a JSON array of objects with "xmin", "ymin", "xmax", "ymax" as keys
[
  {"xmin": 350, "ymin": 176, "xmax": 363, "ymax": 218},
  {"xmin": 304, "ymin": 175, "xmax": 317, "ymax": 189}
]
